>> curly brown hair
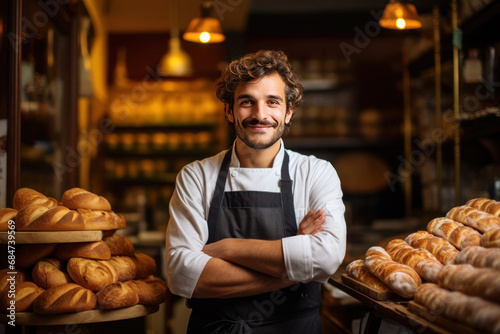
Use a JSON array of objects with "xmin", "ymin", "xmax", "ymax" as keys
[{"xmin": 216, "ymin": 50, "xmax": 303, "ymax": 112}]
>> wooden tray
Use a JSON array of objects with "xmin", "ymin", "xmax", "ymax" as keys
[
  {"xmin": 0, "ymin": 231, "xmax": 104, "ymax": 244},
  {"xmin": 341, "ymin": 274, "xmax": 406, "ymax": 301},
  {"xmin": 1, "ymin": 304, "xmax": 159, "ymax": 326}
]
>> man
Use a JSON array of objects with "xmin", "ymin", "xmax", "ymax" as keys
[{"xmin": 165, "ymin": 50, "xmax": 346, "ymax": 333}]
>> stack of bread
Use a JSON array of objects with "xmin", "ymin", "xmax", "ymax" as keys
[
  {"xmin": 345, "ymin": 197, "xmax": 500, "ymax": 333},
  {"xmin": 0, "ymin": 188, "xmax": 168, "ymax": 316}
]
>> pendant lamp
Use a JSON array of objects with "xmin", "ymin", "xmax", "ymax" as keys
[
  {"xmin": 183, "ymin": 1, "xmax": 225, "ymax": 44},
  {"xmin": 379, "ymin": 0, "xmax": 422, "ymax": 30}
]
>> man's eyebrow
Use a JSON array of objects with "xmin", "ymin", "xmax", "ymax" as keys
[{"xmin": 236, "ymin": 94, "xmax": 284, "ymax": 102}]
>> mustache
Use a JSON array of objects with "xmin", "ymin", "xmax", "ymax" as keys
[{"xmin": 241, "ymin": 119, "xmax": 278, "ymax": 127}]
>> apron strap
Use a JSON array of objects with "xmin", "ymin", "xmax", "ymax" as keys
[{"xmin": 281, "ymin": 151, "xmax": 298, "ymax": 237}]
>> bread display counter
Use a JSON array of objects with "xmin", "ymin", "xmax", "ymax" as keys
[
  {"xmin": 0, "ymin": 188, "xmax": 168, "ymax": 328},
  {"xmin": 328, "ymin": 197, "xmax": 500, "ymax": 334}
]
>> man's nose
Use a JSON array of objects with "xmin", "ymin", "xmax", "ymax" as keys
[{"xmin": 252, "ymin": 102, "xmax": 268, "ymax": 120}]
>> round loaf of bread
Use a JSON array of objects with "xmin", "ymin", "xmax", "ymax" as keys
[
  {"xmin": 96, "ymin": 281, "xmax": 139, "ymax": 310},
  {"xmin": 67, "ymin": 258, "xmax": 118, "ymax": 291},
  {"xmin": 16, "ymin": 243, "xmax": 58, "ymax": 269},
  {"xmin": 55, "ymin": 241, "xmax": 111, "ymax": 261},
  {"xmin": 33, "ymin": 283, "xmax": 97, "ymax": 314},
  {"xmin": 15, "ymin": 205, "xmax": 85, "ymax": 231},
  {"xmin": 32, "ymin": 258, "xmax": 73, "ymax": 289},
  {"xmin": 125, "ymin": 276, "xmax": 169, "ymax": 305},
  {"xmin": 61, "ymin": 188, "xmax": 111, "ymax": 211},
  {"xmin": 132, "ymin": 253, "xmax": 157, "ymax": 279},
  {"xmin": 0, "ymin": 281, "xmax": 45, "ymax": 311},
  {"xmin": 13, "ymin": 188, "xmax": 58, "ymax": 211},
  {"xmin": 0, "ymin": 208, "xmax": 17, "ymax": 231},
  {"xmin": 103, "ymin": 235, "xmax": 135, "ymax": 256}
]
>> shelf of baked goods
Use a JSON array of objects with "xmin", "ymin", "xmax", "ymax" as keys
[
  {"xmin": 332, "ymin": 197, "xmax": 500, "ymax": 334},
  {"xmin": 0, "ymin": 188, "xmax": 168, "ymax": 325}
]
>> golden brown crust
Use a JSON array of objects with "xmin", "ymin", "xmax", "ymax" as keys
[
  {"xmin": 0, "ymin": 281, "xmax": 45, "ymax": 312},
  {"xmin": 32, "ymin": 258, "xmax": 73, "ymax": 289},
  {"xmin": 345, "ymin": 259, "xmax": 389, "ymax": 292},
  {"xmin": 55, "ymin": 241, "xmax": 111, "ymax": 261},
  {"xmin": 481, "ymin": 228, "xmax": 500, "ymax": 248},
  {"xmin": 448, "ymin": 225, "xmax": 481, "ymax": 250},
  {"xmin": 107, "ymin": 256, "xmax": 137, "ymax": 281},
  {"xmin": 0, "ymin": 208, "xmax": 17, "ymax": 231},
  {"xmin": 427, "ymin": 217, "xmax": 462, "ymax": 239},
  {"xmin": 61, "ymin": 188, "xmax": 111, "ymax": 211},
  {"xmin": 124, "ymin": 276, "xmax": 169, "ymax": 305},
  {"xmin": 0, "ymin": 269, "xmax": 29, "ymax": 294},
  {"xmin": 15, "ymin": 205, "xmax": 85, "ymax": 231},
  {"xmin": 66, "ymin": 258, "xmax": 118, "ymax": 291},
  {"xmin": 15, "ymin": 243, "xmax": 58, "ymax": 269},
  {"xmin": 454, "ymin": 245, "xmax": 500, "ymax": 270},
  {"xmin": 405, "ymin": 231, "xmax": 459, "ymax": 265},
  {"xmin": 132, "ymin": 253, "xmax": 157, "ymax": 279},
  {"xmin": 103, "ymin": 235, "xmax": 135, "ymax": 256},
  {"xmin": 77, "ymin": 209, "xmax": 126, "ymax": 231},
  {"xmin": 33, "ymin": 283, "xmax": 97, "ymax": 314},
  {"xmin": 96, "ymin": 281, "xmax": 139, "ymax": 310},
  {"xmin": 13, "ymin": 188, "xmax": 58, "ymax": 211},
  {"xmin": 447, "ymin": 205, "xmax": 500, "ymax": 233},
  {"xmin": 466, "ymin": 197, "xmax": 500, "ymax": 217}
]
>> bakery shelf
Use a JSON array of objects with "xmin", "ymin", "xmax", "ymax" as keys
[
  {"xmin": 0, "ymin": 230, "xmax": 104, "ymax": 244},
  {"xmin": 0, "ymin": 304, "xmax": 159, "ymax": 326}
]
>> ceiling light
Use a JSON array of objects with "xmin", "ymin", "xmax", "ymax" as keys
[
  {"xmin": 183, "ymin": 1, "xmax": 225, "ymax": 44},
  {"xmin": 379, "ymin": 0, "xmax": 422, "ymax": 30}
]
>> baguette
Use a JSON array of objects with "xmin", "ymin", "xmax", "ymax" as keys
[
  {"xmin": 481, "ymin": 228, "xmax": 500, "ymax": 248},
  {"xmin": 466, "ymin": 197, "xmax": 500, "ymax": 217},
  {"xmin": 427, "ymin": 217, "xmax": 481, "ymax": 250},
  {"xmin": 438, "ymin": 264, "xmax": 500, "ymax": 303},
  {"xmin": 427, "ymin": 217, "xmax": 462, "ymax": 239},
  {"xmin": 67, "ymin": 258, "xmax": 118, "ymax": 291},
  {"xmin": 96, "ymin": 281, "xmax": 139, "ymax": 310},
  {"xmin": 414, "ymin": 283, "xmax": 500, "ymax": 334},
  {"xmin": 447, "ymin": 205, "xmax": 500, "ymax": 233},
  {"xmin": 0, "ymin": 208, "xmax": 17, "ymax": 231},
  {"xmin": 61, "ymin": 188, "xmax": 112, "ymax": 211},
  {"xmin": 0, "ymin": 281, "xmax": 44, "ymax": 312},
  {"xmin": 16, "ymin": 243, "xmax": 57, "ymax": 269},
  {"xmin": 364, "ymin": 246, "xmax": 421, "ymax": 298},
  {"xmin": 107, "ymin": 256, "xmax": 137, "ymax": 281},
  {"xmin": 32, "ymin": 258, "xmax": 73, "ymax": 289},
  {"xmin": 33, "ymin": 283, "xmax": 97, "ymax": 314},
  {"xmin": 103, "ymin": 235, "xmax": 135, "ymax": 256},
  {"xmin": 0, "ymin": 269, "xmax": 29, "ymax": 294},
  {"xmin": 132, "ymin": 253, "xmax": 157, "ymax": 279},
  {"xmin": 77, "ymin": 209, "xmax": 126, "ymax": 230},
  {"xmin": 13, "ymin": 188, "xmax": 58, "ymax": 211},
  {"xmin": 454, "ymin": 245, "xmax": 500, "ymax": 270},
  {"xmin": 405, "ymin": 231, "xmax": 458, "ymax": 265},
  {"xmin": 385, "ymin": 239, "xmax": 442, "ymax": 283},
  {"xmin": 55, "ymin": 241, "xmax": 111, "ymax": 261},
  {"xmin": 124, "ymin": 276, "xmax": 169, "ymax": 305},
  {"xmin": 15, "ymin": 205, "xmax": 85, "ymax": 231},
  {"xmin": 345, "ymin": 259, "xmax": 390, "ymax": 293}
]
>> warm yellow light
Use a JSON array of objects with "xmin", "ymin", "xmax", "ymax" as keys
[
  {"xmin": 396, "ymin": 18, "xmax": 406, "ymax": 29},
  {"xmin": 379, "ymin": 1, "xmax": 422, "ymax": 30},
  {"xmin": 199, "ymin": 32, "xmax": 211, "ymax": 43}
]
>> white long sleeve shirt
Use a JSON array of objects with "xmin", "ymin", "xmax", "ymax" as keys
[{"xmin": 165, "ymin": 140, "xmax": 347, "ymax": 298}]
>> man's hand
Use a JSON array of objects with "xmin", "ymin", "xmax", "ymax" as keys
[{"xmin": 297, "ymin": 209, "xmax": 325, "ymax": 236}]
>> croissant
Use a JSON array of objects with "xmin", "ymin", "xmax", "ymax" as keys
[
  {"xmin": 447, "ymin": 205, "xmax": 500, "ymax": 233},
  {"xmin": 61, "ymin": 188, "xmax": 111, "ymax": 211},
  {"xmin": 13, "ymin": 188, "xmax": 58, "ymax": 211},
  {"xmin": 15, "ymin": 205, "xmax": 84, "ymax": 231}
]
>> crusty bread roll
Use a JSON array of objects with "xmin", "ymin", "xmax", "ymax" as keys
[
  {"xmin": 466, "ymin": 197, "xmax": 500, "ymax": 217},
  {"xmin": 61, "ymin": 188, "xmax": 112, "ymax": 211},
  {"xmin": 0, "ymin": 281, "xmax": 44, "ymax": 312},
  {"xmin": 13, "ymin": 188, "xmax": 59, "ymax": 211},
  {"xmin": 364, "ymin": 246, "xmax": 421, "ymax": 298},
  {"xmin": 32, "ymin": 258, "xmax": 73, "ymax": 289},
  {"xmin": 438, "ymin": 264, "xmax": 500, "ymax": 303},
  {"xmin": 427, "ymin": 217, "xmax": 462, "ymax": 239},
  {"xmin": 345, "ymin": 259, "xmax": 390, "ymax": 293},
  {"xmin": 124, "ymin": 276, "xmax": 169, "ymax": 305},
  {"xmin": 0, "ymin": 269, "xmax": 29, "ymax": 294},
  {"xmin": 55, "ymin": 241, "xmax": 111, "ymax": 261},
  {"xmin": 385, "ymin": 239, "xmax": 442, "ymax": 283},
  {"xmin": 67, "ymin": 258, "xmax": 118, "ymax": 291},
  {"xmin": 0, "ymin": 208, "xmax": 17, "ymax": 231},
  {"xmin": 414, "ymin": 283, "xmax": 500, "ymax": 334},
  {"xmin": 15, "ymin": 205, "xmax": 85, "ymax": 231},
  {"xmin": 33, "ymin": 283, "xmax": 97, "ymax": 314},
  {"xmin": 103, "ymin": 235, "xmax": 135, "ymax": 257},
  {"xmin": 481, "ymin": 228, "xmax": 500, "ymax": 248},
  {"xmin": 427, "ymin": 217, "xmax": 481, "ymax": 250},
  {"xmin": 96, "ymin": 281, "xmax": 139, "ymax": 310},
  {"xmin": 77, "ymin": 209, "xmax": 126, "ymax": 230},
  {"xmin": 447, "ymin": 205, "xmax": 500, "ymax": 233},
  {"xmin": 405, "ymin": 231, "xmax": 458, "ymax": 265},
  {"xmin": 454, "ymin": 245, "xmax": 500, "ymax": 270},
  {"xmin": 107, "ymin": 256, "xmax": 136, "ymax": 281},
  {"xmin": 132, "ymin": 253, "xmax": 157, "ymax": 279},
  {"xmin": 16, "ymin": 243, "xmax": 57, "ymax": 269}
]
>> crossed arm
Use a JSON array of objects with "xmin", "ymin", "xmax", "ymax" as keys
[{"xmin": 192, "ymin": 209, "xmax": 325, "ymax": 298}]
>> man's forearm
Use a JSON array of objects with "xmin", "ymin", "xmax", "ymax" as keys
[{"xmin": 192, "ymin": 257, "xmax": 294, "ymax": 298}]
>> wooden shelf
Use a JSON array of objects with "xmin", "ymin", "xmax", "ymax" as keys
[{"xmin": 0, "ymin": 230, "xmax": 104, "ymax": 244}]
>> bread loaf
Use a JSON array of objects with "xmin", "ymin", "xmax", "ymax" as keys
[
  {"xmin": 16, "ymin": 243, "xmax": 57, "ymax": 269},
  {"xmin": 0, "ymin": 269, "xmax": 29, "ymax": 294},
  {"xmin": 124, "ymin": 276, "xmax": 169, "ymax": 305},
  {"xmin": 454, "ymin": 245, "xmax": 500, "ymax": 270},
  {"xmin": 0, "ymin": 281, "xmax": 44, "ymax": 312},
  {"xmin": 405, "ymin": 231, "xmax": 458, "ymax": 264},
  {"xmin": 414, "ymin": 283, "xmax": 500, "ymax": 334},
  {"xmin": 466, "ymin": 197, "xmax": 500, "ymax": 217},
  {"xmin": 67, "ymin": 258, "xmax": 118, "ymax": 291},
  {"xmin": 345, "ymin": 259, "xmax": 390, "ymax": 292},
  {"xmin": 427, "ymin": 217, "xmax": 481, "ymax": 250},
  {"xmin": 103, "ymin": 235, "xmax": 135, "ymax": 256},
  {"xmin": 96, "ymin": 281, "xmax": 139, "ymax": 310},
  {"xmin": 77, "ymin": 209, "xmax": 126, "ymax": 231},
  {"xmin": 15, "ymin": 205, "xmax": 85, "ymax": 231},
  {"xmin": 481, "ymin": 228, "xmax": 500, "ymax": 248},
  {"xmin": 55, "ymin": 241, "xmax": 111, "ymax": 261},
  {"xmin": 13, "ymin": 188, "xmax": 58, "ymax": 211},
  {"xmin": 385, "ymin": 239, "xmax": 442, "ymax": 283},
  {"xmin": 61, "ymin": 188, "xmax": 112, "ymax": 211},
  {"xmin": 33, "ymin": 283, "xmax": 97, "ymax": 314},
  {"xmin": 438, "ymin": 264, "xmax": 500, "ymax": 303},
  {"xmin": 447, "ymin": 205, "xmax": 500, "ymax": 233},
  {"xmin": 107, "ymin": 256, "xmax": 136, "ymax": 281},
  {"xmin": 132, "ymin": 253, "xmax": 157, "ymax": 279},
  {"xmin": 0, "ymin": 208, "xmax": 17, "ymax": 231},
  {"xmin": 427, "ymin": 217, "xmax": 462, "ymax": 239},
  {"xmin": 364, "ymin": 246, "xmax": 421, "ymax": 298},
  {"xmin": 32, "ymin": 258, "xmax": 73, "ymax": 289}
]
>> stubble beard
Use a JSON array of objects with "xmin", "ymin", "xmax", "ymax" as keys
[{"xmin": 234, "ymin": 119, "xmax": 286, "ymax": 150}]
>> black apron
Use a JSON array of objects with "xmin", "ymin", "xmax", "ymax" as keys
[{"xmin": 187, "ymin": 148, "xmax": 321, "ymax": 334}]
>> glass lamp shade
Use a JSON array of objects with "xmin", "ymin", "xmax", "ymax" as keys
[
  {"xmin": 158, "ymin": 37, "xmax": 193, "ymax": 76},
  {"xmin": 379, "ymin": 1, "xmax": 422, "ymax": 30},
  {"xmin": 183, "ymin": 17, "xmax": 225, "ymax": 43}
]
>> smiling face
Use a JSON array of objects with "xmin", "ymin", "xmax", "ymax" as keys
[{"xmin": 226, "ymin": 72, "xmax": 293, "ymax": 151}]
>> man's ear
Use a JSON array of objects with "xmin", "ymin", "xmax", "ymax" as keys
[
  {"xmin": 285, "ymin": 108, "xmax": 294, "ymax": 124},
  {"xmin": 225, "ymin": 103, "xmax": 234, "ymax": 122}
]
